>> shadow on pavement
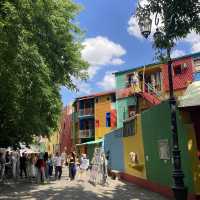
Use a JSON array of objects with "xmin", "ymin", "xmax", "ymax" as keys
[{"xmin": 0, "ymin": 177, "xmax": 171, "ymax": 200}]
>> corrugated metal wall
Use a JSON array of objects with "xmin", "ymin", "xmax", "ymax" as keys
[
  {"xmin": 104, "ymin": 128, "xmax": 124, "ymax": 172},
  {"xmin": 141, "ymin": 101, "xmax": 195, "ymax": 193}
]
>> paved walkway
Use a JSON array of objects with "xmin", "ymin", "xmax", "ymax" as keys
[{"xmin": 0, "ymin": 167, "xmax": 171, "ymax": 200}]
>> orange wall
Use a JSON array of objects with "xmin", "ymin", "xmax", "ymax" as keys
[{"xmin": 95, "ymin": 95, "xmax": 113, "ymax": 140}]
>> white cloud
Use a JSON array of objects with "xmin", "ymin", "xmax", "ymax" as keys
[
  {"xmin": 171, "ymin": 49, "xmax": 185, "ymax": 58},
  {"xmin": 82, "ymin": 36, "xmax": 126, "ymax": 66},
  {"xmin": 127, "ymin": 16, "xmax": 144, "ymax": 39},
  {"xmin": 87, "ymin": 66, "xmax": 100, "ymax": 79},
  {"xmin": 81, "ymin": 36, "xmax": 126, "ymax": 79},
  {"xmin": 192, "ymin": 42, "xmax": 200, "ymax": 52},
  {"xmin": 184, "ymin": 32, "xmax": 200, "ymax": 53},
  {"xmin": 72, "ymin": 77, "xmax": 92, "ymax": 95},
  {"xmin": 97, "ymin": 71, "xmax": 116, "ymax": 90},
  {"xmin": 110, "ymin": 58, "xmax": 125, "ymax": 65}
]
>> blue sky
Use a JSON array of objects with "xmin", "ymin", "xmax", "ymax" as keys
[{"xmin": 61, "ymin": 0, "xmax": 200, "ymax": 106}]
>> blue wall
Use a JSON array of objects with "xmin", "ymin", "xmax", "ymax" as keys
[{"xmin": 104, "ymin": 128, "xmax": 124, "ymax": 172}]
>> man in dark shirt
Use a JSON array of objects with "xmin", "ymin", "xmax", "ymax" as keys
[
  {"xmin": 0, "ymin": 152, "xmax": 6, "ymax": 180},
  {"xmin": 20, "ymin": 153, "xmax": 27, "ymax": 178}
]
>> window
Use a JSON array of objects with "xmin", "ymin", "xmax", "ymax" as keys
[
  {"xmin": 126, "ymin": 74, "xmax": 133, "ymax": 87},
  {"xmin": 128, "ymin": 105, "xmax": 136, "ymax": 117},
  {"xmin": 95, "ymin": 97, "xmax": 98, "ymax": 103},
  {"xmin": 174, "ymin": 65, "xmax": 182, "ymax": 75},
  {"xmin": 123, "ymin": 119, "xmax": 135, "ymax": 137},
  {"xmin": 107, "ymin": 97, "xmax": 110, "ymax": 101},
  {"xmin": 111, "ymin": 94, "xmax": 116, "ymax": 102},
  {"xmin": 106, "ymin": 112, "xmax": 111, "ymax": 127}
]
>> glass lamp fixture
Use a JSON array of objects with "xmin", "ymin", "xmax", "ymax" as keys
[{"xmin": 138, "ymin": 14, "xmax": 152, "ymax": 39}]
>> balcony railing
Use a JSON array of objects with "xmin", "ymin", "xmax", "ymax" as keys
[
  {"xmin": 79, "ymin": 108, "xmax": 94, "ymax": 117},
  {"xmin": 79, "ymin": 129, "xmax": 94, "ymax": 138}
]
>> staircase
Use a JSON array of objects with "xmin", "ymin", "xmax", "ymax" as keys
[{"xmin": 139, "ymin": 91, "xmax": 161, "ymax": 105}]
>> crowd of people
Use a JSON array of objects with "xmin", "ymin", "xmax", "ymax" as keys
[{"xmin": 0, "ymin": 149, "xmax": 91, "ymax": 184}]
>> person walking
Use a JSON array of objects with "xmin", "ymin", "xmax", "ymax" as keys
[
  {"xmin": 44, "ymin": 152, "xmax": 49, "ymax": 181},
  {"xmin": 69, "ymin": 152, "xmax": 77, "ymax": 181},
  {"xmin": 48, "ymin": 154, "xmax": 53, "ymax": 177},
  {"xmin": 78, "ymin": 154, "xmax": 89, "ymax": 181},
  {"xmin": 54, "ymin": 152, "xmax": 62, "ymax": 180},
  {"xmin": 35, "ymin": 153, "xmax": 45, "ymax": 183},
  {"xmin": 11, "ymin": 152, "xmax": 17, "ymax": 179},
  {"xmin": 5, "ymin": 151, "xmax": 11, "ymax": 177},
  {"xmin": 20, "ymin": 153, "xmax": 27, "ymax": 178},
  {"xmin": 0, "ymin": 151, "xmax": 6, "ymax": 181}
]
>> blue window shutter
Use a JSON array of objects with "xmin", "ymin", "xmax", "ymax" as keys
[{"xmin": 106, "ymin": 112, "xmax": 111, "ymax": 127}]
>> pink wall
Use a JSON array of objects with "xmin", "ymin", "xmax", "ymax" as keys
[{"xmin": 60, "ymin": 105, "xmax": 73, "ymax": 154}]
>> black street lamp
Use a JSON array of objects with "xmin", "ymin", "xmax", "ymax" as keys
[{"xmin": 137, "ymin": 10, "xmax": 188, "ymax": 200}]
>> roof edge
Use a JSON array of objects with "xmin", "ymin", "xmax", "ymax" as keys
[{"xmin": 114, "ymin": 51, "xmax": 200, "ymax": 75}]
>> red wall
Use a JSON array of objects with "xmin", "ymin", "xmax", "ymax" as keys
[
  {"xmin": 162, "ymin": 57, "xmax": 194, "ymax": 92},
  {"xmin": 60, "ymin": 105, "xmax": 73, "ymax": 154},
  {"xmin": 111, "ymin": 109, "xmax": 117, "ymax": 128}
]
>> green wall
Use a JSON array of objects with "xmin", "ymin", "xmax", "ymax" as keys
[
  {"xmin": 116, "ymin": 97, "xmax": 136, "ymax": 128},
  {"xmin": 87, "ymin": 143, "xmax": 102, "ymax": 161},
  {"xmin": 87, "ymin": 144, "xmax": 95, "ymax": 161},
  {"xmin": 141, "ymin": 101, "xmax": 194, "ymax": 192},
  {"xmin": 115, "ymin": 73, "xmax": 126, "ymax": 89}
]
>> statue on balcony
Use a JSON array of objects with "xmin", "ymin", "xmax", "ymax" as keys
[{"xmin": 131, "ymin": 72, "xmax": 141, "ymax": 93}]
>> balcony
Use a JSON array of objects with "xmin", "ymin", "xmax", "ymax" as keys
[
  {"xmin": 79, "ymin": 129, "xmax": 94, "ymax": 138},
  {"xmin": 79, "ymin": 108, "xmax": 94, "ymax": 117}
]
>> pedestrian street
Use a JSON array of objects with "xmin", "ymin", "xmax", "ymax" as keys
[{"xmin": 0, "ymin": 167, "xmax": 169, "ymax": 200}]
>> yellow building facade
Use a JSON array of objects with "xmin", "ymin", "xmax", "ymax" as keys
[
  {"xmin": 123, "ymin": 114, "xmax": 147, "ymax": 179},
  {"xmin": 45, "ymin": 131, "xmax": 60, "ymax": 155},
  {"xmin": 181, "ymin": 111, "xmax": 200, "ymax": 195},
  {"xmin": 94, "ymin": 93, "xmax": 115, "ymax": 140}
]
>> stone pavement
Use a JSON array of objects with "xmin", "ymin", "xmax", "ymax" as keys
[{"xmin": 0, "ymin": 167, "xmax": 171, "ymax": 200}]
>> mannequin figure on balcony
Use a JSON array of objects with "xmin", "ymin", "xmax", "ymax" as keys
[
  {"xmin": 131, "ymin": 72, "xmax": 141, "ymax": 93},
  {"xmin": 151, "ymin": 74, "xmax": 156, "ymax": 93}
]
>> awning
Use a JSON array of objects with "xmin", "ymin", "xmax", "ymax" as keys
[
  {"xmin": 76, "ymin": 138, "xmax": 103, "ymax": 146},
  {"xmin": 179, "ymin": 81, "xmax": 200, "ymax": 107}
]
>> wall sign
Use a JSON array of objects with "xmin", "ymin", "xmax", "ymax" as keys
[{"xmin": 158, "ymin": 139, "xmax": 170, "ymax": 160}]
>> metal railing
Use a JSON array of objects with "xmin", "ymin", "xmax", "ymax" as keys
[
  {"xmin": 144, "ymin": 82, "xmax": 162, "ymax": 97},
  {"xmin": 79, "ymin": 108, "xmax": 94, "ymax": 117},
  {"xmin": 79, "ymin": 129, "xmax": 94, "ymax": 138}
]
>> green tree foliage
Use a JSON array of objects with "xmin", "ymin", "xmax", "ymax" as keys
[
  {"xmin": 136, "ymin": 0, "xmax": 200, "ymax": 52},
  {"xmin": 0, "ymin": 0, "xmax": 88, "ymax": 147}
]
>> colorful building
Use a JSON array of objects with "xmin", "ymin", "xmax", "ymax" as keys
[
  {"xmin": 104, "ymin": 128, "xmax": 124, "ymax": 172},
  {"xmin": 59, "ymin": 104, "xmax": 73, "ymax": 154},
  {"xmin": 44, "ymin": 130, "xmax": 60, "ymax": 154},
  {"xmin": 103, "ymin": 52, "xmax": 200, "ymax": 200},
  {"xmin": 72, "ymin": 91, "xmax": 117, "ymax": 159},
  {"xmin": 140, "ymin": 101, "xmax": 200, "ymax": 199}
]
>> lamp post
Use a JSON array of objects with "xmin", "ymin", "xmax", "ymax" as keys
[{"xmin": 137, "ymin": 11, "xmax": 188, "ymax": 200}]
